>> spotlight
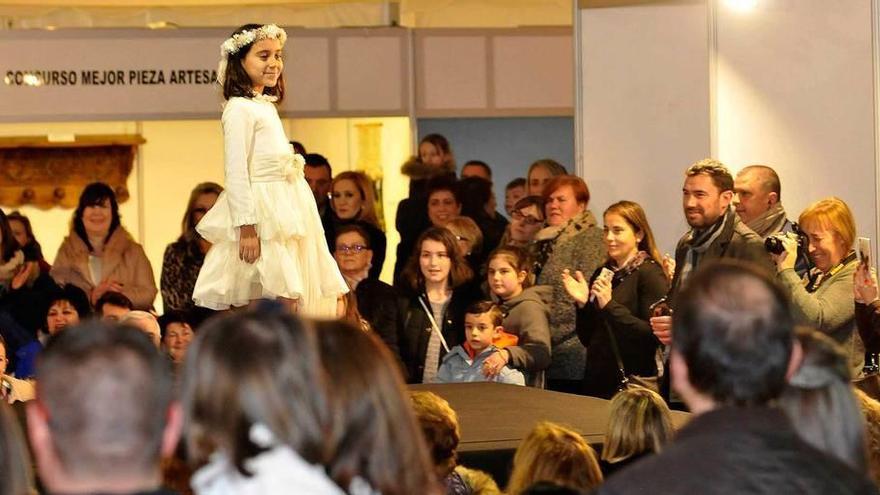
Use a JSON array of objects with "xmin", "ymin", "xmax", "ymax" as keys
[{"xmin": 724, "ymin": 0, "xmax": 758, "ymax": 12}]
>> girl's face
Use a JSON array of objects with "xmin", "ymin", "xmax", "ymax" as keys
[
  {"xmin": 331, "ymin": 179, "xmax": 364, "ymax": 220},
  {"xmin": 192, "ymin": 192, "xmax": 219, "ymax": 226},
  {"xmin": 0, "ymin": 341, "xmax": 7, "ymax": 375},
  {"xmin": 803, "ymin": 222, "xmax": 848, "ymax": 273},
  {"xmin": 8, "ymin": 219, "xmax": 27, "ymax": 248},
  {"xmin": 47, "ymin": 300, "xmax": 80, "ymax": 335},
  {"xmin": 243, "ymin": 38, "xmax": 283, "ymax": 93},
  {"xmin": 528, "ymin": 166, "xmax": 553, "ymax": 196},
  {"xmin": 419, "ymin": 239, "xmax": 452, "ymax": 286},
  {"xmin": 545, "ymin": 185, "xmax": 585, "ymax": 226},
  {"xmin": 511, "ymin": 204, "xmax": 544, "ymax": 242},
  {"xmin": 488, "ymin": 257, "xmax": 526, "ymax": 300},
  {"xmin": 419, "ymin": 142, "xmax": 448, "ymax": 167},
  {"xmin": 165, "ymin": 322, "xmax": 194, "ymax": 364},
  {"xmin": 604, "ymin": 213, "xmax": 640, "ymax": 266},
  {"xmin": 428, "ymin": 190, "xmax": 460, "ymax": 227},
  {"xmin": 334, "ymin": 231, "xmax": 372, "ymax": 276},
  {"xmin": 83, "ymin": 199, "xmax": 112, "ymax": 237}
]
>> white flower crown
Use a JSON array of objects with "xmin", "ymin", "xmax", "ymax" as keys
[{"xmin": 217, "ymin": 24, "xmax": 288, "ymax": 87}]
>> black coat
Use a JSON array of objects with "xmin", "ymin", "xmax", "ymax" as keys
[
  {"xmin": 355, "ymin": 277, "xmax": 402, "ymax": 360},
  {"xmin": 595, "ymin": 407, "xmax": 878, "ymax": 495},
  {"xmin": 576, "ymin": 259, "xmax": 668, "ymax": 399},
  {"xmin": 669, "ymin": 212, "xmax": 773, "ymax": 305},
  {"xmin": 398, "ymin": 284, "xmax": 482, "ymax": 383}
]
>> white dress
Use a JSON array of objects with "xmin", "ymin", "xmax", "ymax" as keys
[{"xmin": 192, "ymin": 96, "xmax": 347, "ymax": 317}]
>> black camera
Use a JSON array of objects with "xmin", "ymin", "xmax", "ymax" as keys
[{"xmin": 764, "ymin": 223, "xmax": 807, "ymax": 255}]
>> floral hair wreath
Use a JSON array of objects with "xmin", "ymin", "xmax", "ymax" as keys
[{"xmin": 216, "ymin": 24, "xmax": 288, "ymax": 87}]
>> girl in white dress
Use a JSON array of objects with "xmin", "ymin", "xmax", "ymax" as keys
[{"xmin": 193, "ymin": 24, "xmax": 347, "ymax": 317}]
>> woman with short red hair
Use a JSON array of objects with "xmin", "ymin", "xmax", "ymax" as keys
[{"xmin": 533, "ymin": 175, "xmax": 605, "ymax": 393}]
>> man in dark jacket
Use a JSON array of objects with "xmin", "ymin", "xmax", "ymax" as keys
[
  {"xmin": 596, "ymin": 261, "xmax": 877, "ymax": 495},
  {"xmin": 651, "ymin": 159, "xmax": 772, "ymax": 346}
]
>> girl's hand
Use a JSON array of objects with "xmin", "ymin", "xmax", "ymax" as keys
[
  {"xmin": 562, "ymin": 269, "xmax": 589, "ymax": 307},
  {"xmin": 239, "ymin": 225, "xmax": 261, "ymax": 264},
  {"xmin": 10, "ymin": 262, "xmax": 35, "ymax": 290},
  {"xmin": 591, "ymin": 276, "xmax": 613, "ymax": 309},
  {"xmin": 854, "ymin": 263, "xmax": 879, "ymax": 304},
  {"xmin": 482, "ymin": 349, "xmax": 510, "ymax": 378}
]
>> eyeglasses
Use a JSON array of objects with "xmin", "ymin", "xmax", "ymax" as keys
[
  {"xmin": 336, "ymin": 244, "xmax": 368, "ymax": 254},
  {"xmin": 512, "ymin": 210, "xmax": 542, "ymax": 226}
]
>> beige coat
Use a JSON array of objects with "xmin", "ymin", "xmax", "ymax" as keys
[{"xmin": 51, "ymin": 227, "xmax": 157, "ymax": 310}]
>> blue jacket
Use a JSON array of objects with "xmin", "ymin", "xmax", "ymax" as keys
[{"xmin": 435, "ymin": 344, "xmax": 525, "ymax": 386}]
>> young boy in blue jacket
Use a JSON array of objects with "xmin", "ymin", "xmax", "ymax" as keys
[{"xmin": 436, "ymin": 301, "xmax": 525, "ymax": 385}]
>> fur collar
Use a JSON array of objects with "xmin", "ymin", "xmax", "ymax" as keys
[
  {"xmin": 533, "ymin": 209, "xmax": 599, "ymax": 243},
  {"xmin": 400, "ymin": 156, "xmax": 456, "ymax": 180}
]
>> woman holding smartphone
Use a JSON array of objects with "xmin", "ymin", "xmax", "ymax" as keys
[{"xmin": 562, "ymin": 201, "xmax": 668, "ymax": 399}]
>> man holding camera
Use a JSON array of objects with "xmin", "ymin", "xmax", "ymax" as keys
[{"xmin": 735, "ymin": 164, "xmax": 809, "ymax": 275}]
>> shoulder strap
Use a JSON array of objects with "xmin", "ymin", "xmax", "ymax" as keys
[{"xmin": 418, "ymin": 295, "xmax": 451, "ymax": 353}]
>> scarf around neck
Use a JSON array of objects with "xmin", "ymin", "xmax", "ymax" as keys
[
  {"xmin": 745, "ymin": 202, "xmax": 788, "ymax": 238},
  {"xmin": 679, "ymin": 206, "xmax": 735, "ymax": 283}
]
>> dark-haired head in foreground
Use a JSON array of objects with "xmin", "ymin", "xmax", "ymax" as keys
[{"xmin": 27, "ymin": 322, "xmax": 179, "ymax": 494}]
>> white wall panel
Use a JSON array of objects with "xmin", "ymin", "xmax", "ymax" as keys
[
  {"xmin": 716, "ymin": 0, "xmax": 877, "ymax": 242},
  {"xmin": 580, "ymin": 2, "xmax": 710, "ymax": 253}
]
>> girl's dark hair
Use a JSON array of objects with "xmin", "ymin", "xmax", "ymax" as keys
[
  {"xmin": 180, "ymin": 182, "xmax": 223, "ymax": 243},
  {"xmin": 314, "ymin": 320, "xmax": 439, "ymax": 495},
  {"xmin": 402, "ymin": 227, "xmax": 473, "ymax": 293},
  {"xmin": 73, "ymin": 182, "xmax": 120, "ymax": 252},
  {"xmin": 222, "ymin": 24, "xmax": 286, "ymax": 103},
  {"xmin": 0, "ymin": 209, "xmax": 19, "ymax": 263},
  {"xmin": 182, "ymin": 311, "xmax": 330, "ymax": 473}
]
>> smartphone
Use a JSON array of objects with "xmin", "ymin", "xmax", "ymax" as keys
[
  {"xmin": 858, "ymin": 237, "xmax": 871, "ymax": 268},
  {"xmin": 589, "ymin": 268, "xmax": 615, "ymax": 303}
]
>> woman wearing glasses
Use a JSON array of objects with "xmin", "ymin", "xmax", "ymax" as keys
[
  {"xmin": 332, "ymin": 224, "xmax": 401, "ymax": 361},
  {"xmin": 161, "ymin": 182, "xmax": 223, "ymax": 314},
  {"xmin": 503, "ymin": 196, "xmax": 546, "ymax": 248}
]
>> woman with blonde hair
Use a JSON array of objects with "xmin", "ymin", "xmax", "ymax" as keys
[
  {"xmin": 327, "ymin": 171, "xmax": 386, "ymax": 279},
  {"xmin": 600, "ymin": 387, "xmax": 673, "ymax": 477},
  {"xmin": 445, "ymin": 216, "xmax": 484, "ymax": 273},
  {"xmin": 772, "ymin": 197, "xmax": 864, "ymax": 374},
  {"xmin": 506, "ymin": 421, "xmax": 602, "ymax": 494},
  {"xmin": 563, "ymin": 200, "xmax": 669, "ymax": 398}
]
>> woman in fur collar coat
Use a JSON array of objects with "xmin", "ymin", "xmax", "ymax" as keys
[{"xmin": 51, "ymin": 183, "xmax": 157, "ymax": 310}]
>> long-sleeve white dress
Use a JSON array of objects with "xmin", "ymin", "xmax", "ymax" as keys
[{"xmin": 192, "ymin": 95, "xmax": 347, "ymax": 317}]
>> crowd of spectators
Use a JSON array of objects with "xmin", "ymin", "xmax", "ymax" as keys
[{"xmin": 1, "ymin": 133, "xmax": 880, "ymax": 493}]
